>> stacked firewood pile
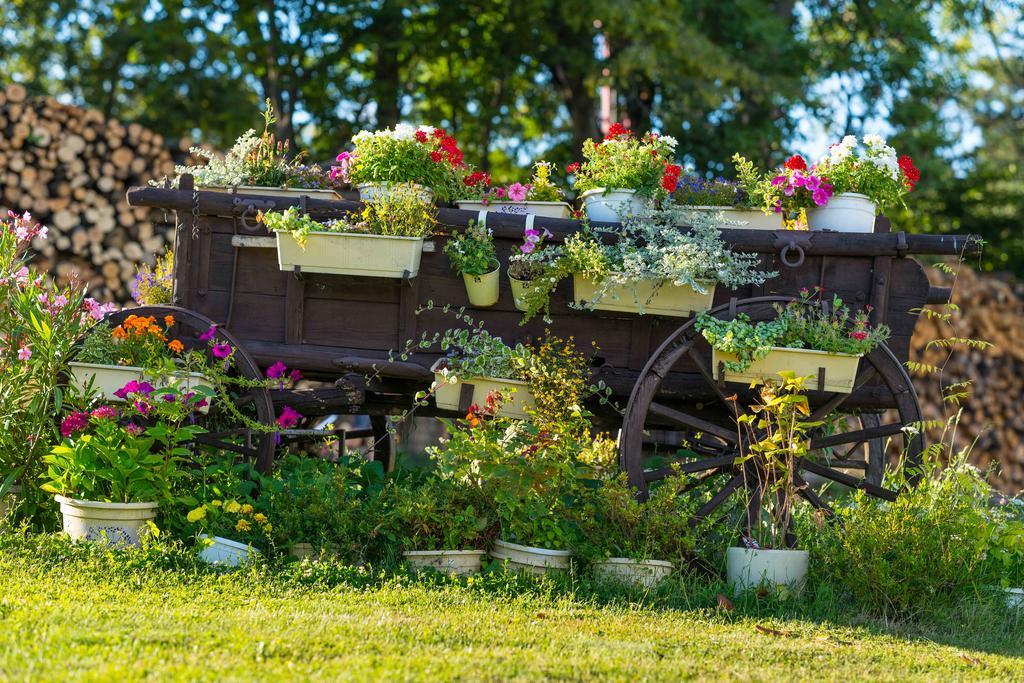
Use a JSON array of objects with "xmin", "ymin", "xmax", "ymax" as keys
[
  {"xmin": 911, "ymin": 264, "xmax": 1024, "ymax": 494},
  {"xmin": 0, "ymin": 83, "xmax": 189, "ymax": 300}
]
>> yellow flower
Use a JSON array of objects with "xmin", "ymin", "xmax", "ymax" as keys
[
  {"xmin": 225, "ymin": 500, "xmax": 241, "ymax": 514},
  {"xmin": 263, "ymin": 524, "xmax": 273, "ymax": 533},
  {"xmin": 253, "ymin": 513, "xmax": 267, "ymax": 524},
  {"xmin": 235, "ymin": 519, "xmax": 251, "ymax": 533},
  {"xmin": 240, "ymin": 504, "xmax": 253, "ymax": 515},
  {"xmin": 186, "ymin": 507, "xmax": 206, "ymax": 523},
  {"xmin": 210, "ymin": 500, "xmax": 222, "ymax": 508}
]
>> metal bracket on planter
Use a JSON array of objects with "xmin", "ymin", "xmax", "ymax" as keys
[
  {"xmin": 233, "ymin": 197, "xmax": 277, "ymax": 232},
  {"xmin": 293, "ymin": 265, "xmax": 304, "ymax": 281},
  {"xmin": 817, "ymin": 367, "xmax": 826, "ymax": 393},
  {"xmin": 401, "ymin": 269, "xmax": 414, "ymax": 287},
  {"xmin": 773, "ymin": 231, "xmax": 813, "ymax": 269},
  {"xmin": 895, "ymin": 231, "xmax": 909, "ymax": 258}
]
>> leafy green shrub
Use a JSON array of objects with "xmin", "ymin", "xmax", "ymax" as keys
[
  {"xmin": 444, "ymin": 220, "xmax": 497, "ymax": 276},
  {"xmin": 382, "ymin": 473, "xmax": 493, "ymax": 551}
]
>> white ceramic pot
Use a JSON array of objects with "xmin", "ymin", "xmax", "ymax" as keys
[
  {"xmin": 463, "ymin": 266, "xmax": 500, "ymax": 307},
  {"xmin": 508, "ymin": 275, "xmax": 531, "ymax": 312},
  {"xmin": 68, "ymin": 362, "xmax": 212, "ymax": 414},
  {"xmin": 403, "ymin": 549, "xmax": 486, "ymax": 577},
  {"xmin": 357, "ymin": 182, "xmax": 434, "ymax": 204},
  {"xmin": 807, "ymin": 192, "xmax": 877, "ymax": 233},
  {"xmin": 456, "ymin": 200, "xmax": 573, "ymax": 219},
  {"xmin": 593, "ymin": 558, "xmax": 675, "ymax": 588},
  {"xmin": 431, "ymin": 360, "xmax": 535, "ymax": 420},
  {"xmin": 1006, "ymin": 587, "xmax": 1024, "ymax": 610},
  {"xmin": 726, "ymin": 546, "xmax": 809, "ymax": 595},
  {"xmin": 712, "ymin": 347, "xmax": 863, "ymax": 394},
  {"xmin": 203, "ymin": 185, "xmax": 341, "ymax": 201},
  {"xmin": 198, "ymin": 534, "xmax": 259, "ymax": 566},
  {"xmin": 681, "ymin": 206, "xmax": 784, "ymax": 231},
  {"xmin": 55, "ymin": 495, "xmax": 158, "ymax": 547},
  {"xmin": 0, "ymin": 484, "xmax": 22, "ymax": 520},
  {"xmin": 573, "ymin": 275, "xmax": 716, "ymax": 318},
  {"xmin": 276, "ymin": 231, "xmax": 425, "ymax": 278},
  {"xmin": 581, "ymin": 188, "xmax": 649, "ymax": 223},
  {"xmin": 490, "ymin": 539, "xmax": 571, "ymax": 576}
]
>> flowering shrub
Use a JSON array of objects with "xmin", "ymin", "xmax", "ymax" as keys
[
  {"xmin": 335, "ymin": 124, "xmax": 465, "ymax": 200},
  {"xmin": 260, "ymin": 183, "xmax": 437, "ymax": 246},
  {"xmin": 0, "ymin": 212, "xmax": 111, "ymax": 488},
  {"xmin": 770, "ymin": 154, "xmax": 834, "ymax": 215},
  {"xmin": 131, "ymin": 251, "xmax": 174, "ymax": 305},
  {"xmin": 187, "ymin": 497, "xmax": 274, "ymax": 546},
  {"xmin": 813, "ymin": 135, "xmax": 920, "ymax": 208},
  {"xmin": 456, "ymin": 161, "xmax": 567, "ymax": 203},
  {"xmin": 382, "ymin": 472, "xmax": 493, "ymax": 552},
  {"xmin": 76, "ymin": 314, "xmax": 187, "ymax": 370},
  {"xmin": 444, "ymin": 220, "xmax": 496, "ymax": 276},
  {"xmin": 570, "ymin": 123, "xmax": 679, "ymax": 198},
  {"xmin": 695, "ymin": 290, "xmax": 890, "ymax": 373}
]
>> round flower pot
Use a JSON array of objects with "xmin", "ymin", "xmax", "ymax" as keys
[
  {"xmin": 403, "ymin": 549, "xmax": 486, "ymax": 577},
  {"xmin": 508, "ymin": 275, "xmax": 532, "ymax": 312},
  {"xmin": 726, "ymin": 546, "xmax": 809, "ymax": 595},
  {"xmin": 490, "ymin": 539, "xmax": 571, "ymax": 576},
  {"xmin": 1006, "ymin": 587, "xmax": 1024, "ymax": 610},
  {"xmin": 593, "ymin": 558, "xmax": 675, "ymax": 588},
  {"xmin": 198, "ymin": 534, "xmax": 259, "ymax": 567},
  {"xmin": 581, "ymin": 188, "xmax": 649, "ymax": 223},
  {"xmin": 289, "ymin": 542, "xmax": 339, "ymax": 561},
  {"xmin": 463, "ymin": 265, "xmax": 500, "ymax": 307},
  {"xmin": 456, "ymin": 200, "xmax": 572, "ymax": 219},
  {"xmin": 0, "ymin": 484, "xmax": 22, "ymax": 520},
  {"xmin": 807, "ymin": 192, "xmax": 877, "ymax": 233},
  {"xmin": 357, "ymin": 181, "xmax": 434, "ymax": 204},
  {"xmin": 55, "ymin": 495, "xmax": 158, "ymax": 547}
]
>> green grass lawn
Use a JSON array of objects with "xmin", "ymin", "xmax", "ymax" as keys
[{"xmin": 0, "ymin": 535, "xmax": 1020, "ymax": 682}]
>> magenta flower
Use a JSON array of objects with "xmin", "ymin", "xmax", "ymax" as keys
[
  {"xmin": 812, "ymin": 188, "xmax": 831, "ymax": 206},
  {"xmin": 288, "ymin": 368, "xmax": 303, "ymax": 383},
  {"xmin": 90, "ymin": 405, "xmax": 117, "ymax": 421},
  {"xmin": 133, "ymin": 400, "xmax": 153, "ymax": 416},
  {"xmin": 199, "ymin": 324, "xmax": 217, "ymax": 341},
  {"xmin": 125, "ymin": 423, "xmax": 144, "ymax": 436},
  {"xmin": 114, "ymin": 380, "xmax": 155, "ymax": 399},
  {"xmin": 277, "ymin": 406, "xmax": 301, "ymax": 429},
  {"xmin": 60, "ymin": 412, "xmax": 90, "ymax": 438},
  {"xmin": 494, "ymin": 187, "xmax": 507, "ymax": 199},
  {"xmin": 267, "ymin": 361, "xmax": 287, "ymax": 379},
  {"xmin": 17, "ymin": 346, "xmax": 31, "ymax": 361},
  {"xmin": 212, "ymin": 343, "xmax": 232, "ymax": 359},
  {"xmin": 507, "ymin": 182, "xmax": 529, "ymax": 202}
]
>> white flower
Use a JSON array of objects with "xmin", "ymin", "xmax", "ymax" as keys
[
  {"xmin": 416, "ymin": 125, "xmax": 435, "ymax": 136},
  {"xmin": 863, "ymin": 134, "xmax": 885, "ymax": 148},
  {"xmin": 392, "ymin": 123, "xmax": 415, "ymax": 141},
  {"xmin": 660, "ymin": 135, "xmax": 678, "ymax": 151},
  {"xmin": 840, "ymin": 135, "xmax": 858, "ymax": 149},
  {"xmin": 352, "ymin": 130, "xmax": 373, "ymax": 144}
]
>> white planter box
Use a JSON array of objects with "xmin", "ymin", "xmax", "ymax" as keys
[
  {"xmin": 490, "ymin": 539, "xmax": 571, "ymax": 576},
  {"xmin": 1006, "ymin": 587, "xmax": 1024, "ymax": 610},
  {"xmin": 432, "ymin": 360, "xmax": 535, "ymax": 421},
  {"xmin": 456, "ymin": 200, "xmax": 572, "ymax": 219},
  {"xmin": 726, "ymin": 546, "xmax": 808, "ymax": 595},
  {"xmin": 581, "ymin": 188, "xmax": 650, "ymax": 223},
  {"xmin": 55, "ymin": 495, "xmax": 158, "ymax": 547},
  {"xmin": 68, "ymin": 362, "xmax": 212, "ymax": 413},
  {"xmin": 573, "ymin": 275, "xmax": 716, "ymax": 317},
  {"xmin": 403, "ymin": 549, "xmax": 486, "ymax": 577},
  {"xmin": 357, "ymin": 182, "xmax": 434, "ymax": 204},
  {"xmin": 593, "ymin": 558, "xmax": 675, "ymax": 588},
  {"xmin": 199, "ymin": 534, "xmax": 259, "ymax": 566},
  {"xmin": 680, "ymin": 206, "xmax": 784, "ymax": 231},
  {"xmin": 807, "ymin": 192, "xmax": 877, "ymax": 233},
  {"xmin": 275, "ymin": 230, "xmax": 424, "ymax": 278},
  {"xmin": 203, "ymin": 185, "xmax": 341, "ymax": 201},
  {"xmin": 712, "ymin": 347, "xmax": 862, "ymax": 394}
]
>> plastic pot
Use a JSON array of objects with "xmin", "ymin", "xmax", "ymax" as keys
[
  {"xmin": 403, "ymin": 549, "xmax": 486, "ymax": 577},
  {"xmin": 55, "ymin": 495, "xmax": 158, "ymax": 547},
  {"xmin": 490, "ymin": 539, "xmax": 571, "ymax": 576},
  {"xmin": 463, "ymin": 265, "xmax": 500, "ymax": 307},
  {"xmin": 580, "ymin": 188, "xmax": 649, "ymax": 223},
  {"xmin": 807, "ymin": 192, "xmax": 877, "ymax": 233},
  {"xmin": 593, "ymin": 558, "xmax": 675, "ymax": 588},
  {"xmin": 726, "ymin": 546, "xmax": 809, "ymax": 595},
  {"xmin": 198, "ymin": 534, "xmax": 259, "ymax": 567}
]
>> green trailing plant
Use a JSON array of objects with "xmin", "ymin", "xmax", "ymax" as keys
[
  {"xmin": 444, "ymin": 220, "xmax": 497, "ymax": 276},
  {"xmin": 695, "ymin": 290, "xmax": 890, "ymax": 373}
]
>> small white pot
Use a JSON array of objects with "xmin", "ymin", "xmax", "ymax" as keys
[
  {"xmin": 357, "ymin": 182, "xmax": 434, "ymax": 204},
  {"xmin": 681, "ymin": 206, "xmax": 784, "ymax": 231},
  {"xmin": 463, "ymin": 265, "xmax": 500, "ymax": 307},
  {"xmin": 456, "ymin": 200, "xmax": 573, "ymax": 219},
  {"xmin": 581, "ymin": 188, "xmax": 649, "ymax": 223},
  {"xmin": 1006, "ymin": 587, "xmax": 1024, "ymax": 610},
  {"xmin": 68, "ymin": 362, "xmax": 212, "ymax": 414},
  {"xmin": 198, "ymin": 534, "xmax": 259, "ymax": 566},
  {"xmin": 490, "ymin": 539, "xmax": 571, "ymax": 576},
  {"xmin": 202, "ymin": 185, "xmax": 341, "ymax": 201},
  {"xmin": 403, "ymin": 549, "xmax": 486, "ymax": 577},
  {"xmin": 726, "ymin": 546, "xmax": 809, "ymax": 595},
  {"xmin": 55, "ymin": 495, "xmax": 158, "ymax": 547},
  {"xmin": 807, "ymin": 192, "xmax": 877, "ymax": 233},
  {"xmin": 593, "ymin": 558, "xmax": 675, "ymax": 588}
]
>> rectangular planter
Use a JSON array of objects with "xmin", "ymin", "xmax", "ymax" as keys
[
  {"xmin": 203, "ymin": 185, "xmax": 341, "ymax": 201},
  {"xmin": 275, "ymin": 230, "xmax": 424, "ymax": 278},
  {"xmin": 69, "ymin": 362, "xmax": 212, "ymax": 413},
  {"xmin": 680, "ymin": 206, "xmax": 784, "ymax": 231},
  {"xmin": 712, "ymin": 347, "xmax": 862, "ymax": 394},
  {"xmin": 455, "ymin": 200, "xmax": 573, "ymax": 219},
  {"xmin": 573, "ymin": 275, "xmax": 716, "ymax": 317},
  {"xmin": 432, "ymin": 361, "xmax": 535, "ymax": 421}
]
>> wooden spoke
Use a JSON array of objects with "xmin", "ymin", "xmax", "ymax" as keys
[
  {"xmin": 685, "ymin": 346, "xmax": 740, "ymax": 418},
  {"xmin": 192, "ymin": 434, "xmax": 258, "ymax": 459},
  {"xmin": 689, "ymin": 472, "xmax": 745, "ymax": 526},
  {"xmin": 793, "ymin": 472, "xmax": 835, "ymax": 518},
  {"xmin": 809, "ymin": 422, "xmax": 906, "ymax": 450},
  {"xmin": 642, "ymin": 454, "xmax": 738, "ymax": 482},
  {"xmin": 648, "ymin": 402, "xmax": 736, "ymax": 443},
  {"xmin": 798, "ymin": 458, "xmax": 897, "ymax": 501},
  {"xmin": 807, "ymin": 367, "xmax": 877, "ymax": 423}
]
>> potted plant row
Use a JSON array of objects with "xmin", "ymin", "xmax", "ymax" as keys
[
  {"xmin": 455, "ymin": 161, "xmax": 573, "ymax": 219},
  {"xmin": 695, "ymin": 291, "xmax": 890, "ymax": 394},
  {"xmin": 261, "ymin": 184, "xmax": 436, "ymax": 278}
]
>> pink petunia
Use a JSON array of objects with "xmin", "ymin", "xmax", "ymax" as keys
[
  {"xmin": 266, "ymin": 361, "xmax": 287, "ymax": 379},
  {"xmin": 277, "ymin": 406, "xmax": 301, "ymax": 430},
  {"xmin": 212, "ymin": 343, "xmax": 232, "ymax": 359},
  {"xmin": 17, "ymin": 346, "xmax": 31, "ymax": 361},
  {"xmin": 507, "ymin": 182, "xmax": 529, "ymax": 202}
]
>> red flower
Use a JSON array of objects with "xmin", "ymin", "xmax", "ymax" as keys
[
  {"xmin": 605, "ymin": 122, "xmax": 629, "ymax": 139},
  {"xmin": 849, "ymin": 330, "xmax": 869, "ymax": 341},
  {"xmin": 415, "ymin": 130, "xmax": 428, "ymax": 143},
  {"xmin": 662, "ymin": 175, "xmax": 678, "ymax": 192},
  {"xmin": 566, "ymin": 162, "xmax": 581, "ymax": 175},
  {"xmin": 898, "ymin": 155, "xmax": 920, "ymax": 190},
  {"xmin": 432, "ymin": 128, "xmax": 446, "ymax": 139},
  {"xmin": 430, "ymin": 151, "xmax": 443, "ymax": 163},
  {"xmin": 784, "ymin": 155, "xmax": 807, "ymax": 171},
  {"xmin": 664, "ymin": 163, "xmax": 682, "ymax": 178}
]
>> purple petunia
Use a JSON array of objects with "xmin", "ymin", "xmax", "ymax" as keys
[
  {"xmin": 114, "ymin": 380, "xmax": 156, "ymax": 400},
  {"xmin": 276, "ymin": 406, "xmax": 301, "ymax": 429},
  {"xmin": 266, "ymin": 361, "xmax": 287, "ymax": 379},
  {"xmin": 199, "ymin": 324, "xmax": 217, "ymax": 341},
  {"xmin": 211, "ymin": 343, "xmax": 232, "ymax": 359}
]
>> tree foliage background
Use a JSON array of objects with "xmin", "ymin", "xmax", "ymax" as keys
[{"xmin": 1, "ymin": 0, "xmax": 1021, "ymax": 274}]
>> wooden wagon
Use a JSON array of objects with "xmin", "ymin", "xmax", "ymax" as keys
[{"xmin": 124, "ymin": 175, "xmax": 980, "ymax": 522}]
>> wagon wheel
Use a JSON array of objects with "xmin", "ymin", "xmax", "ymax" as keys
[
  {"xmin": 100, "ymin": 305, "xmax": 277, "ymax": 473},
  {"xmin": 619, "ymin": 296, "xmax": 925, "ymax": 538}
]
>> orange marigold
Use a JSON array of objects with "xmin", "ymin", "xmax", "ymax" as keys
[
  {"xmin": 164, "ymin": 315, "xmax": 175, "ymax": 327},
  {"xmin": 168, "ymin": 339, "xmax": 184, "ymax": 353},
  {"xmin": 112, "ymin": 326, "xmax": 128, "ymax": 339}
]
